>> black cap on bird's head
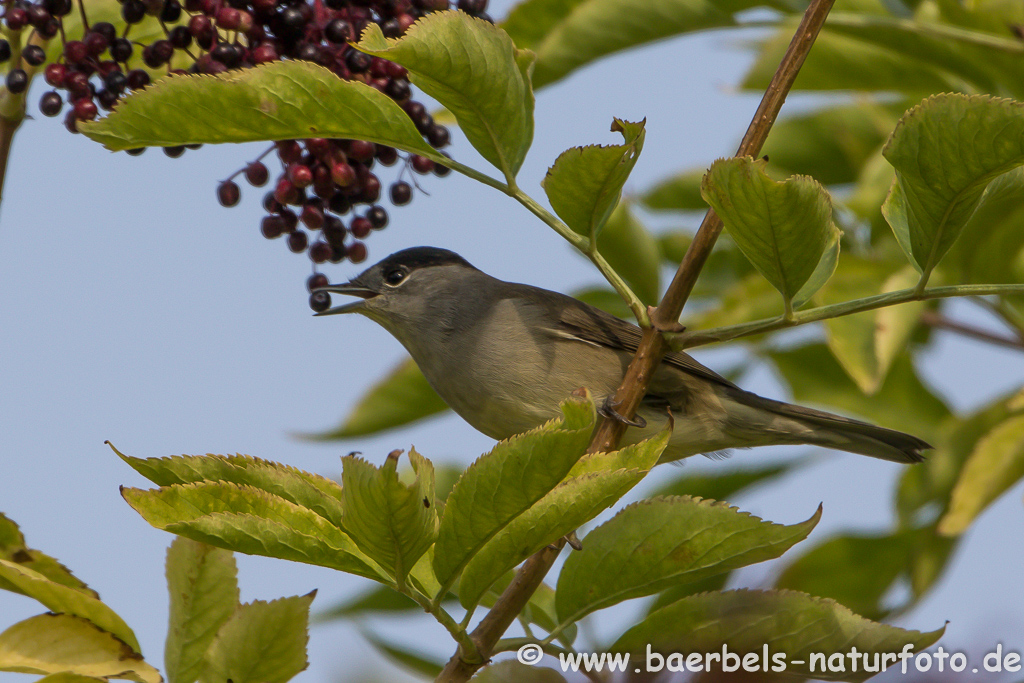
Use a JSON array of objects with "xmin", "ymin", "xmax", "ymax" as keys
[{"xmin": 314, "ymin": 247, "xmax": 478, "ymax": 316}]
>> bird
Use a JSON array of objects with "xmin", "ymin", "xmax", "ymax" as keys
[{"xmin": 315, "ymin": 246, "xmax": 930, "ymax": 464}]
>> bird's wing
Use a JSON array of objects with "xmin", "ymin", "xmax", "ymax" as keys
[{"xmin": 551, "ymin": 297, "xmax": 739, "ymax": 391}]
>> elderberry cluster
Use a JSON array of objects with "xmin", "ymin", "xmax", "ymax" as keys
[{"xmin": 0, "ymin": 0, "xmax": 490, "ymax": 311}]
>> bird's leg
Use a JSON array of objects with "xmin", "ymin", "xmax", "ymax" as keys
[
  {"xmin": 599, "ymin": 397, "xmax": 647, "ymax": 428},
  {"xmin": 550, "ymin": 530, "xmax": 583, "ymax": 551}
]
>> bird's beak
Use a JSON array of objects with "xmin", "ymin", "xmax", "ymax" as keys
[{"xmin": 313, "ymin": 282, "xmax": 378, "ymax": 316}]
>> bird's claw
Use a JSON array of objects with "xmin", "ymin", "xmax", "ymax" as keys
[
  {"xmin": 548, "ymin": 531, "xmax": 583, "ymax": 551},
  {"xmin": 599, "ymin": 398, "xmax": 647, "ymax": 428}
]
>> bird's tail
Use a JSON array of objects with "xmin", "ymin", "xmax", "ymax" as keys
[{"xmin": 730, "ymin": 390, "xmax": 931, "ymax": 463}]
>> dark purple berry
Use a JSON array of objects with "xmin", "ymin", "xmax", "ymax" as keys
[
  {"xmin": 261, "ymin": 215, "xmax": 285, "ymax": 238},
  {"xmin": 45, "ymin": 0, "xmax": 72, "ymax": 15},
  {"xmin": 26, "ymin": 5, "xmax": 51, "ymax": 27},
  {"xmin": 301, "ymin": 204, "xmax": 324, "ymax": 229},
  {"xmin": 361, "ymin": 174, "xmax": 381, "ymax": 202},
  {"xmin": 434, "ymin": 155, "xmax": 452, "ymax": 177},
  {"xmin": 376, "ymin": 145, "xmax": 398, "ymax": 166},
  {"xmin": 245, "ymin": 161, "xmax": 269, "ymax": 186},
  {"xmin": 458, "ymin": 0, "xmax": 487, "ymax": 13},
  {"xmin": 44, "ymin": 63, "xmax": 65, "ymax": 86},
  {"xmin": 73, "ymin": 98, "xmax": 98, "ymax": 120},
  {"xmin": 411, "ymin": 155, "xmax": 434, "ymax": 174},
  {"xmin": 329, "ymin": 192, "xmax": 351, "ymax": 215},
  {"xmin": 169, "ymin": 26, "xmax": 192, "ymax": 49},
  {"xmin": 0, "ymin": 40, "xmax": 10, "ymax": 63},
  {"xmin": 309, "ymin": 241, "xmax": 332, "ymax": 263},
  {"xmin": 380, "ymin": 18, "xmax": 401, "ymax": 37},
  {"xmin": 427, "ymin": 124, "xmax": 450, "ymax": 148},
  {"xmin": 39, "ymin": 91, "xmax": 63, "ymax": 116},
  {"xmin": 111, "ymin": 38, "xmax": 133, "ymax": 62},
  {"xmin": 347, "ymin": 241, "xmax": 367, "ymax": 263},
  {"xmin": 122, "ymin": 0, "xmax": 147, "ymax": 24},
  {"xmin": 324, "ymin": 17, "xmax": 351, "ymax": 43},
  {"xmin": 218, "ymin": 181, "xmax": 241, "ymax": 207},
  {"xmin": 97, "ymin": 89, "xmax": 119, "ymax": 110},
  {"xmin": 309, "ymin": 290, "xmax": 331, "ymax": 312},
  {"xmin": 126, "ymin": 147, "xmax": 146, "ymax": 156},
  {"xmin": 280, "ymin": 208, "xmax": 298, "ymax": 232},
  {"xmin": 126, "ymin": 69, "xmax": 150, "ymax": 90},
  {"xmin": 65, "ymin": 40, "xmax": 88, "ymax": 63},
  {"xmin": 288, "ymin": 163, "xmax": 313, "ymax": 188},
  {"xmin": 93, "ymin": 22, "xmax": 117, "ymax": 42},
  {"xmin": 5, "ymin": 8, "xmax": 28, "ymax": 30},
  {"xmin": 287, "ymin": 230, "xmax": 308, "ymax": 253},
  {"xmin": 5, "ymin": 69, "xmax": 28, "ymax": 94},
  {"xmin": 348, "ymin": 139, "xmax": 375, "ymax": 162},
  {"xmin": 104, "ymin": 70, "xmax": 127, "ymax": 93},
  {"xmin": 367, "ymin": 205, "xmax": 388, "ymax": 229},
  {"xmin": 384, "ymin": 78, "xmax": 410, "ymax": 101},
  {"xmin": 307, "ymin": 272, "xmax": 329, "ymax": 291},
  {"xmin": 390, "ymin": 181, "xmax": 412, "ymax": 205},
  {"xmin": 85, "ymin": 31, "xmax": 109, "ymax": 56},
  {"xmin": 164, "ymin": 145, "xmax": 186, "ymax": 158},
  {"xmin": 22, "ymin": 45, "xmax": 45, "ymax": 66},
  {"xmin": 350, "ymin": 216, "xmax": 371, "ymax": 238},
  {"xmin": 345, "ymin": 48, "xmax": 371, "ymax": 73},
  {"xmin": 161, "ymin": 0, "xmax": 182, "ymax": 22}
]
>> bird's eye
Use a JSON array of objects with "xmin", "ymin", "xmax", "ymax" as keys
[{"xmin": 384, "ymin": 268, "xmax": 408, "ymax": 286}]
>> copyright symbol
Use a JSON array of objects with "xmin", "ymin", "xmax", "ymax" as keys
[{"xmin": 517, "ymin": 643, "xmax": 544, "ymax": 666}]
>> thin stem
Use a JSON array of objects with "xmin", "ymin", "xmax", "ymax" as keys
[
  {"xmin": 589, "ymin": 246, "xmax": 651, "ymax": 326},
  {"xmin": 677, "ymin": 284, "xmax": 1024, "ymax": 347},
  {"xmin": 981, "ymin": 296, "xmax": 1024, "ymax": 340},
  {"xmin": 401, "ymin": 585, "xmax": 481, "ymax": 663},
  {"xmin": 919, "ymin": 309, "xmax": 1024, "ymax": 351}
]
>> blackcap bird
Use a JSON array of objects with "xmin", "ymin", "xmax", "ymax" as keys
[{"xmin": 316, "ymin": 247, "xmax": 929, "ymax": 464}]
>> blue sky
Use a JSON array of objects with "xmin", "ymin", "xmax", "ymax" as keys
[{"xmin": 2, "ymin": 3, "xmax": 1023, "ymax": 680}]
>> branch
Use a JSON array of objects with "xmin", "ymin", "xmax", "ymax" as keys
[
  {"xmin": 434, "ymin": 0, "xmax": 836, "ymax": 679},
  {"xmin": 919, "ymin": 309, "xmax": 1024, "ymax": 351},
  {"xmin": 676, "ymin": 284, "xmax": 1024, "ymax": 347}
]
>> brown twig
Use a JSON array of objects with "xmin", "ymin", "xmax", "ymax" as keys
[
  {"xmin": 434, "ymin": 0, "xmax": 836, "ymax": 680},
  {"xmin": 920, "ymin": 309, "xmax": 1024, "ymax": 351}
]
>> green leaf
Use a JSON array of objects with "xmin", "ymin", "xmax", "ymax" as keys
[
  {"xmin": 200, "ymin": 594, "xmax": 312, "ymax": 683},
  {"xmin": 571, "ymin": 287, "xmax": 633, "ymax": 319},
  {"xmin": 121, "ymin": 482, "xmax": 385, "ymax": 581},
  {"xmin": 458, "ymin": 432, "xmax": 669, "ymax": 609},
  {"xmin": 701, "ymin": 156, "xmax": 841, "ymax": 311},
  {"xmin": 769, "ymin": 342, "xmax": 950, "ymax": 443},
  {"xmin": 938, "ymin": 413, "xmax": 1024, "ymax": 535},
  {"xmin": 684, "ymin": 274, "xmax": 784, "ymax": 335},
  {"xmin": 543, "ymin": 118, "xmax": 645, "ymax": 242},
  {"xmin": 432, "ymin": 397, "xmax": 595, "ymax": 589},
  {"xmin": 475, "ymin": 660, "xmax": 567, "ymax": 682},
  {"xmin": 0, "ymin": 561, "xmax": 140, "ymax": 653},
  {"xmin": 355, "ymin": 11, "xmax": 535, "ymax": 178},
  {"xmin": 80, "ymin": 61, "xmax": 436, "ymax": 156},
  {"xmin": 612, "ymin": 589, "xmax": 944, "ymax": 682},
  {"xmin": 164, "ymin": 538, "xmax": 238, "ymax": 683},
  {"xmin": 555, "ymin": 497, "xmax": 821, "ymax": 624},
  {"xmin": 817, "ymin": 259, "xmax": 923, "ymax": 393},
  {"xmin": 882, "ymin": 94, "xmax": 1024, "ymax": 277},
  {"xmin": 641, "ymin": 168, "xmax": 708, "ymax": 212},
  {"xmin": 775, "ymin": 530, "xmax": 919, "ymax": 621},
  {"xmin": 0, "ymin": 614, "xmax": 161, "ymax": 683},
  {"xmin": 115, "ymin": 448, "xmax": 345, "ymax": 530},
  {"xmin": 594, "ymin": 203, "xmax": 661, "ymax": 304},
  {"xmin": 0, "ymin": 514, "xmax": 95, "ymax": 598},
  {"xmin": 645, "ymin": 573, "xmax": 730, "ymax": 615},
  {"xmin": 341, "ymin": 449, "xmax": 438, "ymax": 584},
  {"xmin": 359, "ymin": 629, "xmax": 444, "ymax": 679},
  {"xmin": 36, "ymin": 674, "xmax": 111, "ymax": 683},
  {"xmin": 649, "ymin": 461, "xmax": 799, "ymax": 501},
  {"xmin": 658, "ymin": 232, "xmax": 757, "ymax": 299},
  {"xmin": 506, "ymin": 0, "xmax": 766, "ymax": 90},
  {"xmin": 303, "ymin": 358, "xmax": 448, "ymax": 439}
]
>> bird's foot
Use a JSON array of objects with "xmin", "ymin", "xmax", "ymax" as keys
[
  {"xmin": 548, "ymin": 531, "xmax": 583, "ymax": 551},
  {"xmin": 599, "ymin": 398, "xmax": 647, "ymax": 428}
]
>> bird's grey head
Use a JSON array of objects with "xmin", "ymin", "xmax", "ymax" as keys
[{"xmin": 315, "ymin": 247, "xmax": 484, "ymax": 341}]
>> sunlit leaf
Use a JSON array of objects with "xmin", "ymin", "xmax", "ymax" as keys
[
  {"xmin": 432, "ymin": 397, "xmax": 595, "ymax": 588},
  {"xmin": 0, "ymin": 514, "xmax": 95, "ymax": 598},
  {"xmin": 341, "ymin": 449, "xmax": 438, "ymax": 583},
  {"xmin": 81, "ymin": 61, "xmax": 437, "ymax": 158},
  {"xmin": 355, "ymin": 11, "xmax": 534, "ymax": 177},
  {"xmin": 543, "ymin": 118, "xmax": 645, "ymax": 241},
  {"xmin": 0, "ymin": 561, "xmax": 140, "ymax": 653},
  {"xmin": 612, "ymin": 589, "xmax": 944, "ymax": 682},
  {"xmin": 556, "ymin": 497, "xmax": 820, "ymax": 623},
  {"xmin": 115, "ymin": 447, "xmax": 345, "ymax": 530},
  {"xmin": 458, "ymin": 432, "xmax": 668, "ymax": 609},
  {"xmin": 164, "ymin": 539, "xmax": 238, "ymax": 683},
  {"xmin": 882, "ymin": 94, "xmax": 1024, "ymax": 277},
  {"xmin": 121, "ymin": 482, "xmax": 385, "ymax": 581},
  {"xmin": 702, "ymin": 156, "xmax": 841, "ymax": 310},
  {"xmin": 0, "ymin": 614, "xmax": 160, "ymax": 683},
  {"xmin": 200, "ymin": 594, "xmax": 312, "ymax": 683},
  {"xmin": 649, "ymin": 461, "xmax": 799, "ymax": 501}
]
